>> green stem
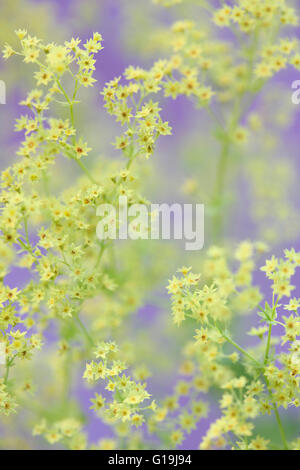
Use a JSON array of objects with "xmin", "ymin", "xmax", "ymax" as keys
[
  {"xmin": 94, "ymin": 242, "xmax": 106, "ymax": 269},
  {"xmin": 264, "ymin": 377, "xmax": 289, "ymax": 450},
  {"xmin": 262, "ymin": 297, "xmax": 288, "ymax": 450},
  {"xmin": 17, "ymin": 238, "xmax": 31, "ymax": 253},
  {"xmin": 264, "ymin": 324, "xmax": 272, "ymax": 365},
  {"xmin": 273, "ymin": 404, "xmax": 289, "ymax": 450},
  {"xmin": 223, "ymin": 334, "xmax": 262, "ymax": 369},
  {"xmin": 4, "ymin": 363, "xmax": 10, "ymax": 385},
  {"xmin": 74, "ymin": 158, "xmax": 99, "ymax": 184},
  {"xmin": 210, "ymin": 26, "xmax": 260, "ymax": 243},
  {"xmin": 225, "ymin": 330, "xmax": 289, "ymax": 449},
  {"xmin": 55, "ymin": 78, "xmax": 98, "ymax": 184},
  {"xmin": 70, "ymin": 102, "xmax": 75, "ymax": 134},
  {"xmin": 55, "ymin": 78, "xmax": 72, "ymax": 106},
  {"xmin": 23, "ymin": 216, "xmax": 33, "ymax": 254},
  {"xmin": 4, "ymin": 357, "xmax": 14, "ymax": 385},
  {"xmin": 212, "ymin": 138, "xmax": 230, "ymax": 241},
  {"xmin": 74, "ymin": 314, "xmax": 95, "ymax": 347}
]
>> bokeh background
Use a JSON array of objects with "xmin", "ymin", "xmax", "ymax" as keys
[{"xmin": 1, "ymin": 0, "xmax": 300, "ymax": 449}]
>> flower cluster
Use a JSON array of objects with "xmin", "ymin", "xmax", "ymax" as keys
[
  {"xmin": 1, "ymin": 0, "xmax": 300, "ymax": 452},
  {"xmin": 0, "ymin": 30, "xmax": 172, "ymax": 429},
  {"xmin": 33, "ymin": 418, "xmax": 86, "ymax": 449},
  {"xmin": 152, "ymin": 4, "xmax": 300, "ymax": 241},
  {"xmin": 214, "ymin": 1, "xmax": 297, "ymax": 32},
  {"xmin": 167, "ymin": 241, "xmax": 265, "ymax": 326},
  {"xmin": 0, "ymin": 380, "xmax": 18, "ymax": 416},
  {"xmin": 102, "ymin": 65, "xmax": 172, "ymax": 160},
  {"xmin": 147, "ymin": 377, "xmax": 209, "ymax": 448},
  {"xmin": 168, "ymin": 243, "xmax": 300, "ymax": 450},
  {"xmin": 84, "ymin": 342, "xmax": 154, "ymax": 428}
]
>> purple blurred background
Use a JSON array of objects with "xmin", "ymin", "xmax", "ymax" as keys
[{"xmin": 1, "ymin": 0, "xmax": 300, "ymax": 450}]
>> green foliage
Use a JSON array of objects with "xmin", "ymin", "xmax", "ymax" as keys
[{"xmin": 1, "ymin": 0, "xmax": 300, "ymax": 451}]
